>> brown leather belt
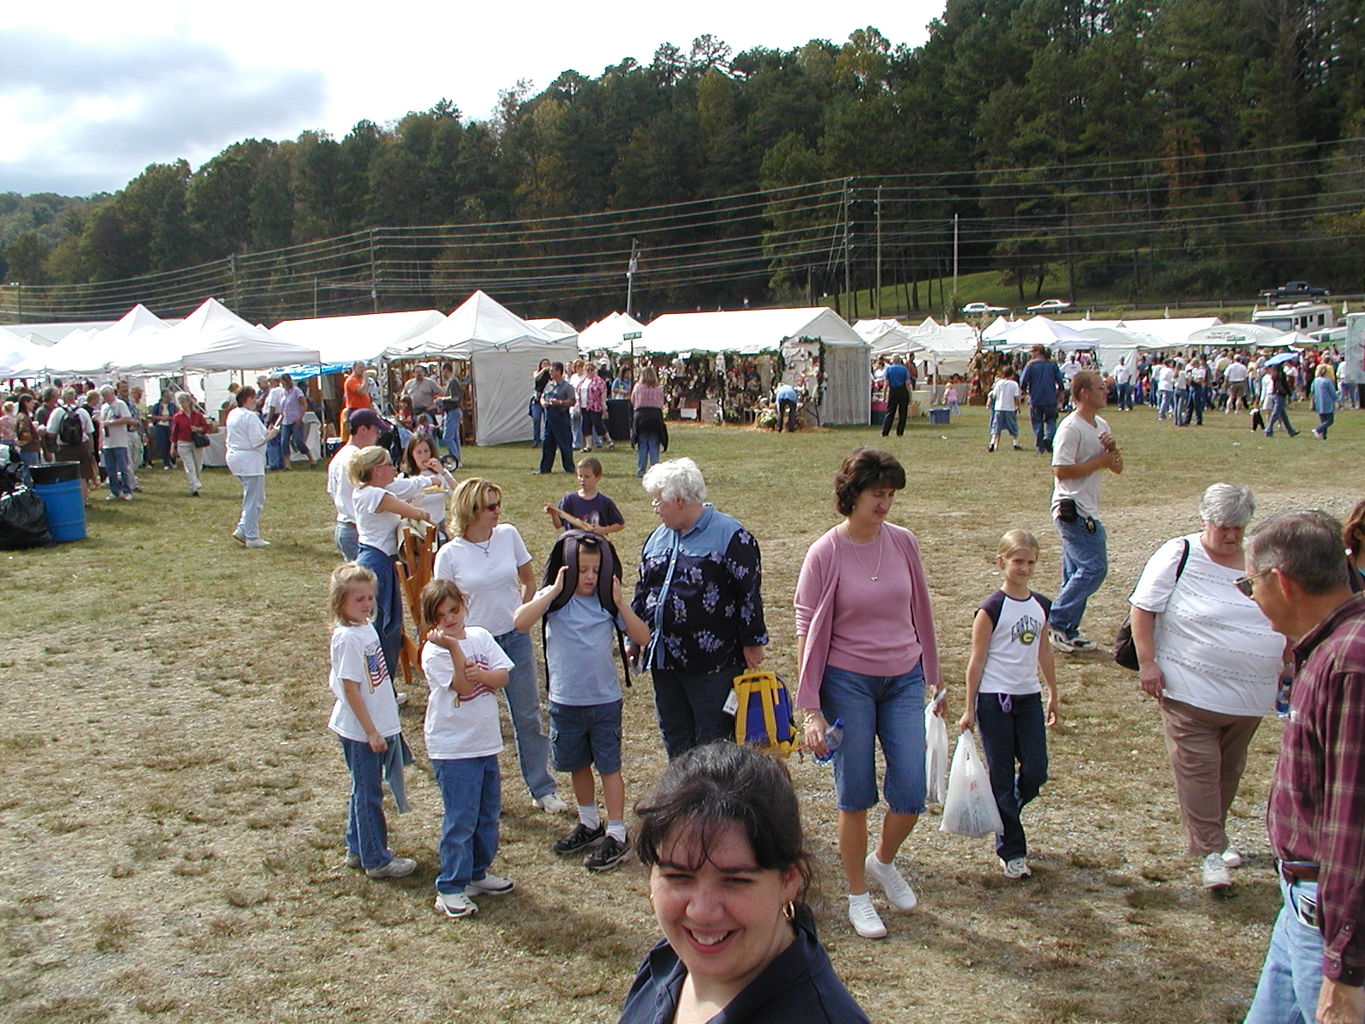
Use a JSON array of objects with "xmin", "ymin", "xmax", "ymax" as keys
[{"xmin": 1281, "ymin": 862, "xmax": 1320, "ymax": 883}]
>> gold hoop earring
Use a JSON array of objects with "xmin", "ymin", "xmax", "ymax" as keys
[{"xmin": 782, "ymin": 901, "xmax": 796, "ymax": 921}]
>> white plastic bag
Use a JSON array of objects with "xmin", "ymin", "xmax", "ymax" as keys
[
  {"xmin": 939, "ymin": 731, "xmax": 1004, "ymax": 838},
  {"xmin": 924, "ymin": 704, "xmax": 949, "ymax": 804}
]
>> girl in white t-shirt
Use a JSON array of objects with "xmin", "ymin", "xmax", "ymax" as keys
[
  {"xmin": 958, "ymin": 530, "xmax": 1059, "ymax": 880},
  {"xmin": 326, "ymin": 563, "xmax": 416, "ymax": 880},
  {"xmin": 419, "ymin": 579, "xmax": 515, "ymax": 919}
]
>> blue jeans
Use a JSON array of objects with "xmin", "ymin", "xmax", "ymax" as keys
[
  {"xmin": 976, "ymin": 691, "xmax": 1048, "ymax": 861},
  {"xmin": 820, "ymin": 662, "xmax": 927, "ymax": 814},
  {"xmin": 281, "ymin": 420, "xmax": 311, "ymax": 464},
  {"xmin": 636, "ymin": 433, "xmax": 660, "ymax": 476},
  {"xmin": 1029, "ymin": 403, "xmax": 1058, "ymax": 451},
  {"xmin": 570, "ymin": 407, "xmax": 584, "ymax": 450},
  {"xmin": 492, "ymin": 629, "xmax": 556, "ymax": 800},
  {"xmin": 357, "ymin": 544, "xmax": 402, "ymax": 684},
  {"xmin": 1051, "ymin": 515, "xmax": 1108, "ymax": 639},
  {"xmin": 1317, "ymin": 412, "xmax": 1334, "ymax": 438},
  {"xmin": 234, "ymin": 474, "xmax": 265, "ymax": 540},
  {"xmin": 1266, "ymin": 395, "xmax": 1297, "ymax": 436},
  {"xmin": 334, "ymin": 521, "xmax": 359, "ymax": 561},
  {"xmin": 1157, "ymin": 390, "xmax": 1175, "ymax": 420},
  {"xmin": 340, "ymin": 735, "xmax": 394, "ymax": 870},
  {"xmin": 652, "ymin": 667, "xmax": 740, "ymax": 761},
  {"xmin": 102, "ymin": 444, "xmax": 132, "ymax": 497},
  {"xmin": 432, "ymin": 755, "xmax": 500, "ymax": 894},
  {"xmin": 153, "ymin": 424, "xmax": 174, "ymax": 467},
  {"xmin": 266, "ymin": 431, "xmax": 283, "ymax": 470},
  {"xmin": 530, "ymin": 399, "xmax": 544, "ymax": 444},
  {"xmin": 442, "ymin": 408, "xmax": 462, "ymax": 463},
  {"xmin": 540, "ymin": 412, "xmax": 574, "ymax": 473},
  {"xmin": 992, "ymin": 410, "xmax": 1018, "ymax": 438},
  {"xmin": 1116, "ymin": 382, "xmax": 1133, "ymax": 410},
  {"xmin": 1244, "ymin": 876, "xmax": 1323, "ymax": 1024}
]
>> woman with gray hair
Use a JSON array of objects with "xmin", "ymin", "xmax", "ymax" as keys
[{"xmin": 1127, "ymin": 483, "xmax": 1288, "ymax": 891}]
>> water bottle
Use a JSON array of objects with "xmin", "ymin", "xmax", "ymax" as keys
[{"xmin": 814, "ymin": 718, "xmax": 844, "ymax": 763}]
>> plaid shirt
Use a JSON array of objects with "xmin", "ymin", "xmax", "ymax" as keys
[{"xmin": 1268, "ymin": 591, "xmax": 1365, "ymax": 985}]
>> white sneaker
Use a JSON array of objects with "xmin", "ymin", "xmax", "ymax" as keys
[
  {"xmin": 245, "ymin": 538, "xmax": 271, "ymax": 548},
  {"xmin": 865, "ymin": 853, "xmax": 918, "ymax": 912},
  {"xmin": 395, "ymin": 691, "xmax": 409, "ymax": 707},
  {"xmin": 1202, "ymin": 851, "xmax": 1231, "ymax": 889},
  {"xmin": 434, "ymin": 891, "xmax": 479, "ymax": 918},
  {"xmin": 465, "ymin": 872, "xmax": 515, "ymax": 896},
  {"xmin": 1048, "ymin": 628, "xmax": 1076, "ymax": 653},
  {"xmin": 847, "ymin": 894, "xmax": 887, "ymax": 939},
  {"xmin": 533, "ymin": 792, "xmax": 569, "ymax": 814},
  {"xmin": 1001, "ymin": 857, "xmax": 1032, "ymax": 879},
  {"xmin": 1221, "ymin": 848, "xmax": 1244, "ymax": 869},
  {"xmin": 366, "ymin": 856, "xmax": 417, "ymax": 879}
]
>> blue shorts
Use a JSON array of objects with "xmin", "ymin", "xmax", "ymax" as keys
[
  {"xmin": 820, "ymin": 662, "xmax": 927, "ymax": 814},
  {"xmin": 549, "ymin": 700, "xmax": 622, "ymax": 775}
]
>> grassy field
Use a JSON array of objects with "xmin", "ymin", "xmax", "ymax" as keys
[{"xmin": 1, "ymin": 399, "xmax": 1357, "ymax": 1024}]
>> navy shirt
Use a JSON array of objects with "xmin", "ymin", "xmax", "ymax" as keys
[
  {"xmin": 633, "ymin": 505, "xmax": 767, "ymax": 674},
  {"xmin": 558, "ymin": 491, "xmax": 624, "ymax": 530},
  {"xmin": 617, "ymin": 910, "xmax": 870, "ymax": 1024},
  {"xmin": 1019, "ymin": 359, "xmax": 1065, "ymax": 407}
]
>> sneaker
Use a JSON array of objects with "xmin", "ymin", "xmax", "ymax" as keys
[
  {"xmin": 466, "ymin": 872, "xmax": 515, "ymax": 896},
  {"xmin": 847, "ymin": 895, "xmax": 887, "ymax": 939},
  {"xmin": 533, "ymin": 792, "xmax": 570, "ymax": 814},
  {"xmin": 1068, "ymin": 635, "xmax": 1098, "ymax": 652},
  {"xmin": 434, "ymin": 892, "xmax": 479, "ymax": 918},
  {"xmin": 345, "ymin": 851, "xmax": 361, "ymax": 869},
  {"xmin": 1221, "ymin": 848, "xmax": 1244, "ymax": 869},
  {"xmin": 245, "ymin": 538, "xmax": 271, "ymax": 548},
  {"xmin": 1001, "ymin": 857, "xmax": 1032, "ymax": 879},
  {"xmin": 366, "ymin": 856, "xmax": 417, "ymax": 879},
  {"xmin": 552, "ymin": 822, "xmax": 605, "ymax": 855},
  {"xmin": 105, "ymin": 494, "xmax": 118, "ymax": 501},
  {"xmin": 395, "ymin": 691, "xmax": 409, "ymax": 707},
  {"xmin": 585, "ymin": 835, "xmax": 629, "ymax": 872},
  {"xmin": 987, "ymin": 441, "xmax": 996, "ymax": 452},
  {"xmin": 1013, "ymin": 444, "xmax": 1024, "ymax": 450},
  {"xmin": 120, "ymin": 493, "xmax": 132, "ymax": 501},
  {"xmin": 1202, "ymin": 851, "xmax": 1232, "ymax": 889},
  {"xmin": 231, "ymin": 528, "xmax": 246, "ymax": 545},
  {"xmin": 865, "ymin": 853, "xmax": 918, "ymax": 912},
  {"xmin": 1048, "ymin": 628, "xmax": 1076, "ymax": 653}
]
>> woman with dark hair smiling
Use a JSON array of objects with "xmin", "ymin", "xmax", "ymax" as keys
[
  {"xmin": 618, "ymin": 741, "xmax": 869, "ymax": 1024},
  {"xmin": 795, "ymin": 446, "xmax": 943, "ymax": 940}
]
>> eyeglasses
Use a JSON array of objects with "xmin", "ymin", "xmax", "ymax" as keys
[
  {"xmin": 484, "ymin": 502, "xmax": 501, "ymax": 512},
  {"xmin": 1233, "ymin": 568, "xmax": 1273, "ymax": 598}
]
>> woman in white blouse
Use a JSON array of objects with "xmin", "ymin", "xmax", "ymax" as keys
[
  {"xmin": 1128, "ymin": 483, "xmax": 1286, "ymax": 891},
  {"xmin": 347, "ymin": 446, "xmax": 438, "ymax": 680},
  {"xmin": 224, "ymin": 387, "xmax": 279, "ymax": 548}
]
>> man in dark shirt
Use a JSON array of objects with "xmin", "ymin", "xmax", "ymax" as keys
[
  {"xmin": 538, "ymin": 362, "xmax": 576, "ymax": 474},
  {"xmin": 1019, "ymin": 345, "xmax": 1067, "ymax": 453},
  {"xmin": 1242, "ymin": 510, "xmax": 1365, "ymax": 1024},
  {"xmin": 881, "ymin": 355, "xmax": 911, "ymax": 437}
]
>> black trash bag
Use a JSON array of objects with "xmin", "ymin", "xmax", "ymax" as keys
[
  {"xmin": 0, "ymin": 447, "xmax": 25, "ymax": 494},
  {"xmin": 0, "ymin": 487, "xmax": 52, "ymax": 549}
]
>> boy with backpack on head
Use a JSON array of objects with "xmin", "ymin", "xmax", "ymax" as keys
[{"xmin": 513, "ymin": 531, "xmax": 650, "ymax": 872}]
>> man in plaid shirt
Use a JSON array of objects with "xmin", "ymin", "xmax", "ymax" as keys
[{"xmin": 1242, "ymin": 511, "xmax": 1365, "ymax": 1024}]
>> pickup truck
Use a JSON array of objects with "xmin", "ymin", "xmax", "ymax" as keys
[{"xmin": 1259, "ymin": 281, "xmax": 1330, "ymax": 301}]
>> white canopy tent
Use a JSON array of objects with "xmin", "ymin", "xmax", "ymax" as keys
[
  {"xmin": 983, "ymin": 315, "xmax": 1097, "ymax": 352},
  {"xmin": 854, "ymin": 318, "xmax": 927, "ymax": 358},
  {"xmin": 528, "ymin": 318, "xmax": 579, "ymax": 343},
  {"xmin": 1080, "ymin": 316, "xmax": 1222, "ymax": 349},
  {"xmin": 40, "ymin": 327, "xmax": 111, "ymax": 375},
  {"xmin": 1186, "ymin": 322, "xmax": 1289, "ymax": 348},
  {"xmin": 906, "ymin": 319, "xmax": 977, "ymax": 377},
  {"xmin": 579, "ymin": 311, "xmax": 648, "ymax": 355},
  {"xmin": 271, "ymin": 310, "xmax": 446, "ymax": 364},
  {"xmin": 122, "ymin": 298, "xmax": 321, "ymax": 373},
  {"xmin": 0, "ymin": 328, "xmax": 48, "ymax": 377},
  {"xmin": 389, "ymin": 290, "xmax": 578, "ymax": 446},
  {"xmin": 639, "ymin": 307, "xmax": 870, "ymax": 426},
  {"xmin": 94, "ymin": 304, "xmax": 173, "ymax": 370}
]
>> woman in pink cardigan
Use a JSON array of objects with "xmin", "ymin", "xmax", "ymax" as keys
[{"xmin": 795, "ymin": 447, "xmax": 943, "ymax": 941}]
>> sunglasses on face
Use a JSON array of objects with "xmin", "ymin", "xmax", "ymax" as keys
[
  {"xmin": 484, "ymin": 502, "xmax": 501, "ymax": 512},
  {"xmin": 1234, "ymin": 568, "xmax": 1273, "ymax": 598}
]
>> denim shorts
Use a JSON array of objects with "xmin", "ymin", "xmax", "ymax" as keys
[
  {"xmin": 820, "ymin": 662, "xmax": 927, "ymax": 814},
  {"xmin": 549, "ymin": 700, "xmax": 623, "ymax": 775}
]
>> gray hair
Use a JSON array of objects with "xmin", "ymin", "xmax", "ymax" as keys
[
  {"xmin": 1198, "ymin": 483, "xmax": 1255, "ymax": 528},
  {"xmin": 1246, "ymin": 511, "xmax": 1348, "ymax": 596},
  {"xmin": 642, "ymin": 457, "xmax": 707, "ymax": 506},
  {"xmin": 99, "ymin": 384, "xmax": 116, "ymax": 396}
]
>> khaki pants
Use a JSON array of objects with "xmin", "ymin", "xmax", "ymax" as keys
[
  {"xmin": 176, "ymin": 441, "xmax": 205, "ymax": 493},
  {"xmin": 1159, "ymin": 697, "xmax": 1261, "ymax": 855}
]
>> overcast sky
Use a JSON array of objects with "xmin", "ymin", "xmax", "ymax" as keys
[{"xmin": 0, "ymin": 1, "xmax": 945, "ymax": 198}]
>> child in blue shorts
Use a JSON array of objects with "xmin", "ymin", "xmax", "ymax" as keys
[
  {"xmin": 514, "ymin": 535, "xmax": 650, "ymax": 871},
  {"xmin": 420, "ymin": 578, "xmax": 515, "ymax": 918}
]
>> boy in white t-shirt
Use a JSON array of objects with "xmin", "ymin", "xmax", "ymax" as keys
[
  {"xmin": 987, "ymin": 367, "xmax": 1023, "ymax": 452},
  {"xmin": 326, "ymin": 563, "xmax": 416, "ymax": 880},
  {"xmin": 513, "ymin": 534, "xmax": 650, "ymax": 872},
  {"xmin": 420, "ymin": 579, "xmax": 515, "ymax": 919}
]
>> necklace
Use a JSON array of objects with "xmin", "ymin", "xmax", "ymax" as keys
[
  {"xmin": 467, "ymin": 535, "xmax": 493, "ymax": 557},
  {"xmin": 844, "ymin": 524, "xmax": 884, "ymax": 582}
]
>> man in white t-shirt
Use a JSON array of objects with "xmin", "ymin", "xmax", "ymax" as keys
[
  {"xmin": 327, "ymin": 409, "xmax": 383, "ymax": 560},
  {"xmin": 1155, "ymin": 360, "xmax": 1176, "ymax": 420},
  {"xmin": 262, "ymin": 376, "xmax": 286, "ymax": 470},
  {"xmin": 1113, "ymin": 358, "xmax": 1134, "ymax": 411},
  {"xmin": 98, "ymin": 384, "xmax": 136, "ymax": 501},
  {"xmin": 1224, "ymin": 358, "xmax": 1250, "ymax": 412},
  {"xmin": 1049, "ymin": 370, "xmax": 1123, "ymax": 652}
]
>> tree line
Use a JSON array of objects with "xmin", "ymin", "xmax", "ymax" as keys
[{"xmin": 2, "ymin": 0, "xmax": 1363, "ymax": 326}]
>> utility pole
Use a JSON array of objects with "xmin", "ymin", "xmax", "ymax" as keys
[
  {"xmin": 875, "ymin": 185, "xmax": 883, "ymax": 319},
  {"xmin": 369, "ymin": 229, "xmax": 380, "ymax": 313},
  {"xmin": 626, "ymin": 238, "xmax": 639, "ymax": 317},
  {"xmin": 842, "ymin": 179, "xmax": 852, "ymax": 321},
  {"xmin": 952, "ymin": 213, "xmax": 959, "ymax": 304}
]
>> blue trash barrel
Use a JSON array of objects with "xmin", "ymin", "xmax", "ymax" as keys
[{"xmin": 30, "ymin": 462, "xmax": 86, "ymax": 542}]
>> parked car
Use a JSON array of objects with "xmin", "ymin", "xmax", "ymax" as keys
[
  {"xmin": 1259, "ymin": 281, "xmax": 1330, "ymax": 301},
  {"xmin": 1026, "ymin": 299, "xmax": 1072, "ymax": 313},
  {"xmin": 962, "ymin": 301, "xmax": 1009, "ymax": 314}
]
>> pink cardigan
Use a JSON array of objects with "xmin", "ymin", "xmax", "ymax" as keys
[{"xmin": 793, "ymin": 523, "xmax": 940, "ymax": 710}]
